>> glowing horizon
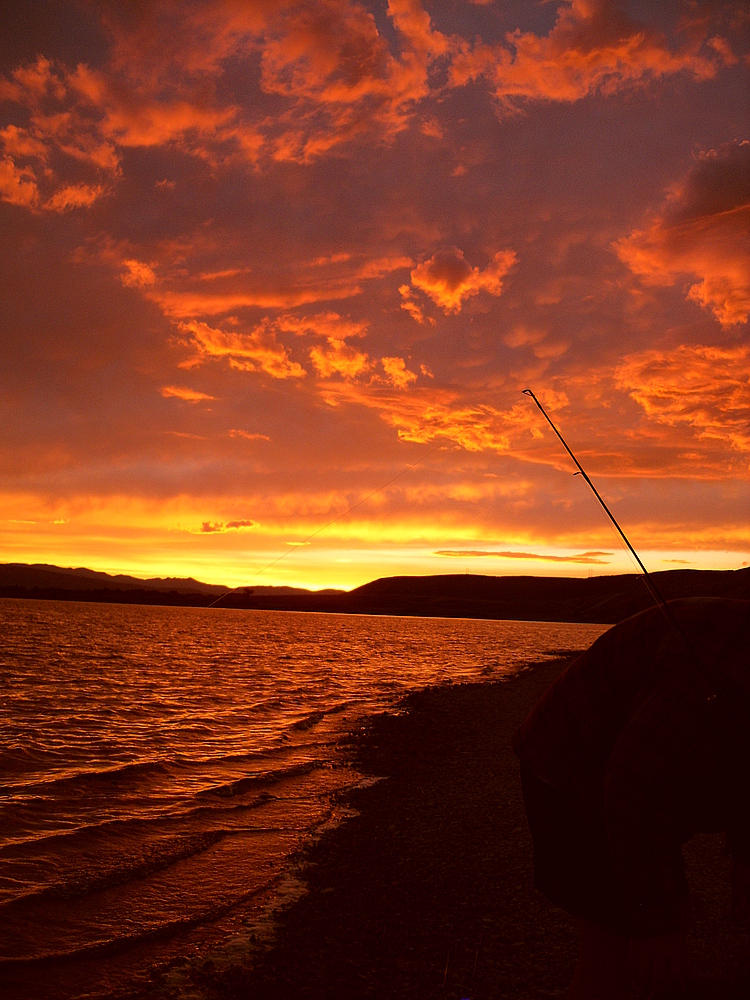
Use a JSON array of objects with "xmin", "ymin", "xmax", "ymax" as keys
[{"xmin": 1, "ymin": 1, "xmax": 748, "ymax": 589}]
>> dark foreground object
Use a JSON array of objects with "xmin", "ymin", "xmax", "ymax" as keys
[{"xmin": 145, "ymin": 659, "xmax": 750, "ymax": 1000}]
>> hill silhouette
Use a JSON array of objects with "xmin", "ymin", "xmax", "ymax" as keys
[{"xmin": 1, "ymin": 562, "xmax": 748, "ymax": 623}]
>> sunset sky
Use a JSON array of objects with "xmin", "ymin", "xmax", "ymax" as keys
[{"xmin": 1, "ymin": 0, "xmax": 748, "ymax": 589}]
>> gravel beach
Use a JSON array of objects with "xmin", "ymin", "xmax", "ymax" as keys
[{"xmin": 147, "ymin": 656, "xmax": 750, "ymax": 999}]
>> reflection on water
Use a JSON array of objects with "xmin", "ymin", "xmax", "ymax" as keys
[{"xmin": 0, "ymin": 598, "xmax": 605, "ymax": 997}]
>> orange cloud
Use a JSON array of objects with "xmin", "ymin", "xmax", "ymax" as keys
[
  {"xmin": 451, "ymin": 0, "xmax": 726, "ymax": 108},
  {"xmin": 379, "ymin": 399, "xmax": 515, "ymax": 452},
  {"xmin": 155, "ymin": 285, "xmax": 362, "ymax": 316},
  {"xmin": 616, "ymin": 140, "xmax": 750, "ymax": 327},
  {"xmin": 259, "ymin": 0, "xmax": 448, "ymax": 162},
  {"xmin": 381, "ymin": 356, "xmax": 418, "ymax": 388},
  {"xmin": 161, "ymin": 385, "xmax": 216, "ymax": 402},
  {"xmin": 310, "ymin": 338, "xmax": 371, "ymax": 379},
  {"xmin": 175, "ymin": 311, "xmax": 425, "ymax": 391},
  {"xmin": 614, "ymin": 343, "xmax": 750, "ymax": 460},
  {"xmin": 180, "ymin": 319, "xmax": 307, "ymax": 379},
  {"xmin": 435, "ymin": 549, "xmax": 612, "ymax": 563},
  {"xmin": 355, "ymin": 255, "xmax": 413, "ymax": 279},
  {"xmin": 146, "ymin": 255, "xmax": 409, "ymax": 319},
  {"xmin": 503, "ymin": 324, "xmax": 569, "ymax": 359},
  {"xmin": 233, "ymin": 313, "xmax": 424, "ymax": 389},
  {"xmin": 70, "ymin": 61, "xmax": 239, "ymax": 150},
  {"xmin": 1, "ymin": 1, "xmax": 732, "ymax": 219},
  {"xmin": 399, "ymin": 283, "xmax": 430, "ymax": 324},
  {"xmin": 44, "ymin": 183, "xmax": 104, "ymax": 212},
  {"xmin": 229, "ymin": 429, "xmax": 271, "ymax": 442},
  {"xmin": 319, "ymin": 381, "xmax": 538, "ymax": 453},
  {"xmin": 0, "ymin": 155, "xmax": 39, "ymax": 208},
  {"xmin": 232, "ymin": 312, "xmax": 374, "ymax": 380},
  {"xmin": 0, "ymin": 57, "xmax": 120, "ymax": 212},
  {"xmin": 410, "ymin": 247, "xmax": 516, "ymax": 313},
  {"xmin": 0, "ymin": 2, "xmax": 441, "ymax": 209},
  {"xmin": 120, "ymin": 259, "xmax": 157, "ymax": 289},
  {"xmin": 276, "ymin": 311, "xmax": 369, "ymax": 340}
]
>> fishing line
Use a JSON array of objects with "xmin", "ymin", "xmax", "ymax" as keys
[
  {"xmin": 207, "ymin": 441, "xmax": 445, "ymax": 609},
  {"xmin": 520, "ymin": 388, "xmax": 750, "ymax": 755},
  {"xmin": 520, "ymin": 388, "xmax": 721, "ymax": 695}
]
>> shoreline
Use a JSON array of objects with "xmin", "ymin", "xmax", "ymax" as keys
[
  {"xmin": 139, "ymin": 658, "xmax": 750, "ymax": 999},
  {"xmin": 4, "ymin": 564, "xmax": 749, "ymax": 626}
]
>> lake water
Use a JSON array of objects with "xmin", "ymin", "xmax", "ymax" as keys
[{"xmin": 0, "ymin": 598, "xmax": 606, "ymax": 998}]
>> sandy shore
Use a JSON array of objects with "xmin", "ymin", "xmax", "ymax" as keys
[{"xmin": 148, "ymin": 657, "xmax": 749, "ymax": 999}]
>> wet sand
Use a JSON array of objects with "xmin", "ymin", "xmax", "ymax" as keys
[{"xmin": 147, "ymin": 657, "xmax": 750, "ymax": 999}]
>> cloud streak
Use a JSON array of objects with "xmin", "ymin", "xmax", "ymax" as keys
[
  {"xmin": 435, "ymin": 549, "xmax": 612, "ymax": 564},
  {"xmin": 161, "ymin": 385, "xmax": 215, "ymax": 402}
]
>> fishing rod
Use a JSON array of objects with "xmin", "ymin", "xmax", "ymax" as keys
[
  {"xmin": 521, "ymin": 392, "xmax": 750, "ymax": 755},
  {"xmin": 522, "ymin": 389, "xmax": 750, "ymax": 744},
  {"xmin": 521, "ymin": 388, "xmax": 698, "ymax": 652}
]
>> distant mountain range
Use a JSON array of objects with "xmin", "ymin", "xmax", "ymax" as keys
[
  {"xmin": 2, "ymin": 561, "xmax": 748, "ymax": 624},
  {"xmin": 0, "ymin": 563, "xmax": 342, "ymax": 598}
]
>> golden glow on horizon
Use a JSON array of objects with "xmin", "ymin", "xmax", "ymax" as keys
[{"xmin": 1, "ymin": 487, "xmax": 748, "ymax": 590}]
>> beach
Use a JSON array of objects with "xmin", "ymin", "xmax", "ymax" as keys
[
  {"xmin": 141, "ymin": 656, "xmax": 750, "ymax": 1000},
  {"xmin": 1, "ymin": 602, "xmax": 605, "ymax": 999}
]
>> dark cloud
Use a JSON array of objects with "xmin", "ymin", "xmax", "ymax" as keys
[
  {"xmin": 663, "ymin": 139, "xmax": 750, "ymax": 225},
  {"xmin": 0, "ymin": 2, "xmax": 108, "ymax": 75},
  {"xmin": 200, "ymin": 518, "xmax": 257, "ymax": 533},
  {"xmin": 617, "ymin": 140, "xmax": 750, "ymax": 327}
]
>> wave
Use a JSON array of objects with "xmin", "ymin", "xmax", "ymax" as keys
[
  {"xmin": 0, "ymin": 868, "xmax": 288, "ymax": 967},
  {"xmin": 287, "ymin": 700, "xmax": 352, "ymax": 732},
  {"xmin": 289, "ymin": 710, "xmax": 326, "ymax": 731},
  {"xmin": 0, "ymin": 828, "xmax": 228, "ymax": 911},
  {"xmin": 0, "ymin": 746, "xmax": 70, "ymax": 776},
  {"xmin": 170, "ymin": 737, "xmax": 327, "ymax": 768},
  {"xmin": 197, "ymin": 758, "xmax": 322, "ymax": 798},
  {"xmin": 3, "ymin": 758, "xmax": 171, "ymax": 796},
  {"xmin": 4, "ymin": 738, "xmax": 332, "ymax": 803},
  {"xmin": 0, "ymin": 757, "xmax": 326, "ymax": 857},
  {"xmin": 5, "ymin": 709, "xmax": 350, "ymax": 798}
]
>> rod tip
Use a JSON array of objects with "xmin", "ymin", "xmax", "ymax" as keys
[{"xmin": 521, "ymin": 388, "xmax": 534, "ymax": 396}]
